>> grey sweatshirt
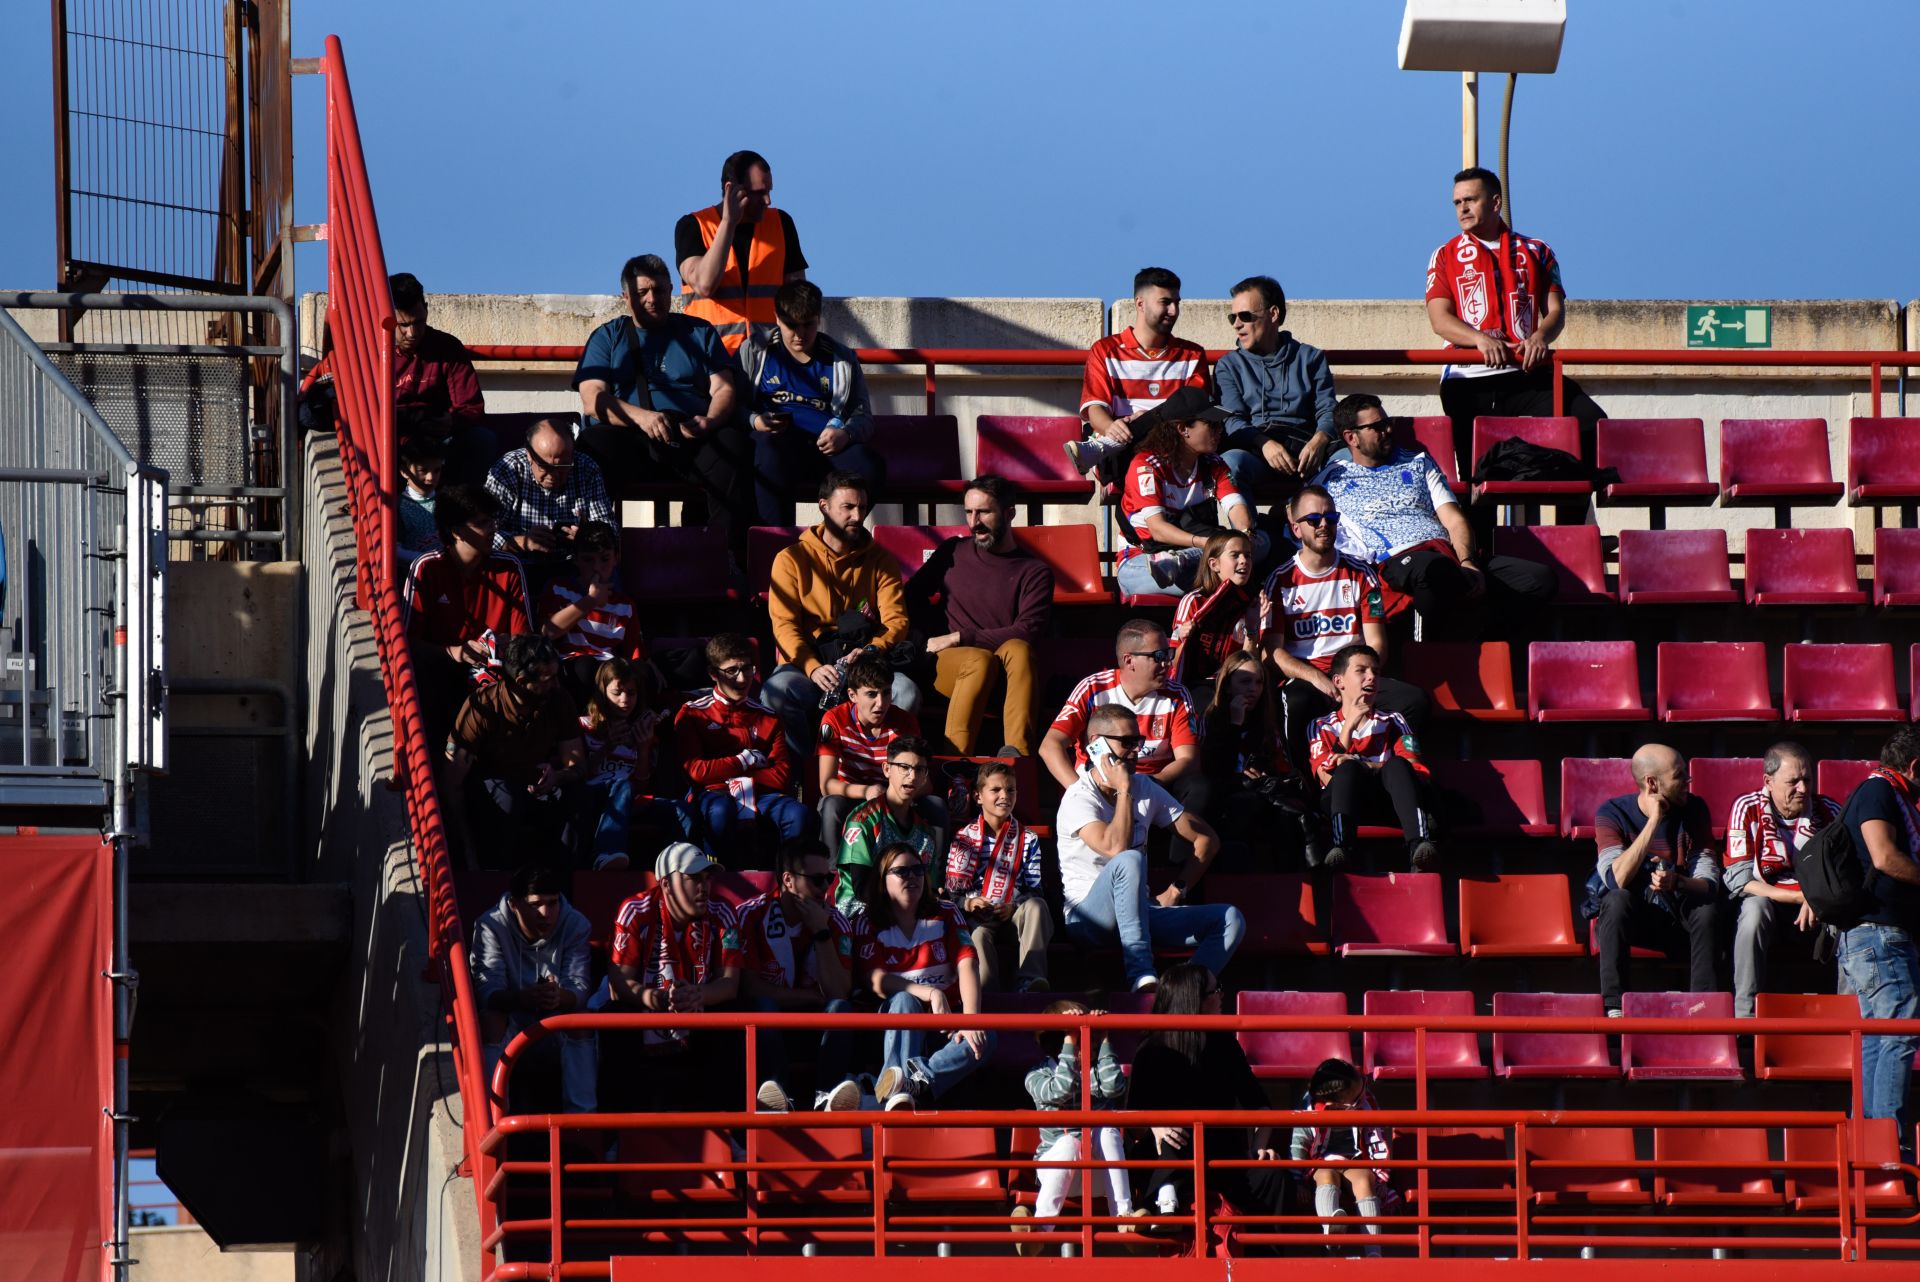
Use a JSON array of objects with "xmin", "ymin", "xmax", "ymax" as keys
[
  {"xmin": 470, "ymin": 892, "xmax": 594, "ymax": 1011},
  {"xmin": 1214, "ymin": 333, "xmax": 1337, "ymax": 440}
]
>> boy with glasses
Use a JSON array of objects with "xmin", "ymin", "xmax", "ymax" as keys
[
  {"xmin": 739, "ymin": 839, "xmax": 862, "ymax": 1112},
  {"xmin": 835, "ymin": 736, "xmax": 945, "ymax": 913},
  {"xmin": 816, "ymin": 655, "xmax": 923, "ymax": 845},
  {"xmin": 674, "ymin": 633, "xmax": 817, "ymax": 867}
]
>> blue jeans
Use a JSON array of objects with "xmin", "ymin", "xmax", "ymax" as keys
[
  {"xmin": 697, "ymin": 789, "xmax": 816, "ymax": 863},
  {"xmin": 584, "ymin": 776, "xmax": 697, "ymax": 864},
  {"xmin": 762, "ymin": 664, "xmax": 923, "ymax": 755},
  {"xmin": 485, "ymin": 1016, "xmax": 597, "ymax": 1114},
  {"xmin": 1837, "ymin": 920, "xmax": 1920, "ymax": 1140},
  {"xmin": 752, "ymin": 432, "xmax": 889, "ymax": 526},
  {"xmin": 881, "ymin": 989, "xmax": 996, "ymax": 1102},
  {"xmin": 1063, "ymin": 848, "xmax": 1246, "ymax": 987},
  {"xmin": 1114, "ymin": 529, "xmax": 1272, "ymax": 600}
]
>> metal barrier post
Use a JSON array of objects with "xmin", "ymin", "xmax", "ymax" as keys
[
  {"xmin": 1513, "ymin": 1120, "xmax": 1529, "ymax": 1260},
  {"xmin": 1415, "ymin": 1026, "xmax": 1431, "ymax": 1258}
]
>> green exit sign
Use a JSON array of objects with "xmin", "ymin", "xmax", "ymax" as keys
[{"xmin": 1687, "ymin": 305, "xmax": 1772, "ymax": 348}]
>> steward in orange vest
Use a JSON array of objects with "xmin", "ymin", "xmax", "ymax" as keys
[{"xmin": 675, "ymin": 150, "xmax": 807, "ymax": 354}]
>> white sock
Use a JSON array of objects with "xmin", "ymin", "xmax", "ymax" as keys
[
  {"xmin": 1357, "ymin": 1195, "xmax": 1383, "ymax": 1256},
  {"xmin": 1315, "ymin": 1181, "xmax": 1342, "ymax": 1232},
  {"xmin": 1156, "ymin": 1182, "xmax": 1179, "ymax": 1214}
]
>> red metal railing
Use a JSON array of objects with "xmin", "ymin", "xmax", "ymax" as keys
[{"xmin": 464, "ymin": 344, "xmax": 1920, "ymax": 420}]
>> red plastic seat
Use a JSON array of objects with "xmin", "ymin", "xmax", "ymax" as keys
[
  {"xmin": 1744, "ymin": 527, "xmax": 1865, "ymax": 606},
  {"xmin": 1401, "ymin": 1126, "xmax": 1515, "ymax": 1204},
  {"xmin": 1655, "ymin": 643, "xmax": 1777, "ymax": 722},
  {"xmin": 1719, "ymin": 418, "xmax": 1843, "ymax": 503},
  {"xmin": 1874, "ymin": 527, "xmax": 1920, "ymax": 606},
  {"xmin": 1492, "ymin": 992, "xmax": 1617, "ymax": 1079},
  {"xmin": 1201, "ymin": 873, "xmax": 1329, "ymax": 955},
  {"xmin": 1494, "ymin": 525, "xmax": 1610, "ymax": 603},
  {"xmin": 1782, "ymin": 643, "xmax": 1904, "ymax": 722},
  {"xmin": 1753, "ymin": 992, "xmax": 1856, "ymax": 1082},
  {"xmin": 974, "ymin": 416, "xmax": 1088, "ymax": 495},
  {"xmin": 1817, "ymin": 758, "xmax": 1876, "ymax": 800},
  {"xmin": 1470, "ymin": 416, "xmax": 1589, "ymax": 502},
  {"xmin": 1362, "ymin": 990, "xmax": 1487, "ymax": 1080},
  {"xmin": 868, "ymin": 415, "xmax": 962, "ymax": 497},
  {"xmin": 569, "ymin": 870, "xmax": 656, "ymax": 952},
  {"xmin": 1331, "ymin": 873, "xmax": 1453, "ymax": 957},
  {"xmin": 711, "ymin": 867, "xmax": 776, "ymax": 909},
  {"xmin": 870, "ymin": 523, "xmax": 964, "ymax": 578},
  {"xmin": 1653, "ymin": 1127, "xmax": 1780, "ymax": 1206},
  {"xmin": 1390, "ymin": 415, "xmax": 1461, "ymax": 489},
  {"xmin": 746, "ymin": 524, "xmax": 804, "ymax": 601},
  {"xmin": 618, "ymin": 1128, "xmax": 740, "ymax": 1201},
  {"xmin": 1236, "ymin": 990, "xmax": 1353, "ymax": 1080},
  {"xmin": 619, "ymin": 525, "xmax": 744, "ymax": 604},
  {"xmin": 1459, "ymin": 876, "xmax": 1583, "ymax": 957},
  {"xmin": 751, "ymin": 1125, "xmax": 870, "ymax": 1202},
  {"xmin": 1846, "ymin": 416, "xmax": 1920, "ymax": 503},
  {"xmin": 1012, "ymin": 525, "xmax": 1115, "ymax": 606},
  {"xmin": 1914, "ymin": 644, "xmax": 1920, "ymax": 722},
  {"xmin": 1594, "ymin": 418, "xmax": 1718, "ymax": 502},
  {"xmin": 1401, "ymin": 641, "xmax": 1525, "ymax": 722},
  {"xmin": 1524, "ymin": 1127, "xmax": 1649, "ymax": 1205},
  {"xmin": 1430, "ymin": 759, "xmax": 1555, "ymax": 839},
  {"xmin": 1620, "ymin": 991, "xmax": 1743, "ymax": 1081},
  {"xmin": 1688, "ymin": 758, "xmax": 1766, "ymax": 840},
  {"xmin": 1528, "ymin": 641, "xmax": 1649, "ymax": 722},
  {"xmin": 884, "ymin": 1125, "xmax": 1004, "ymax": 1201},
  {"xmin": 1558, "ymin": 758, "xmax": 1636, "ymax": 839},
  {"xmin": 1783, "ymin": 1119, "xmax": 1913, "ymax": 1210},
  {"xmin": 1617, "ymin": 528, "xmax": 1740, "ymax": 605}
]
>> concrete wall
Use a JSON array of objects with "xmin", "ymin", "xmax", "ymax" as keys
[{"xmin": 130, "ymin": 1226, "xmax": 295, "ymax": 1282}]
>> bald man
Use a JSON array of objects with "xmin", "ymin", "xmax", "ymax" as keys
[
  {"xmin": 485, "ymin": 416, "xmax": 616, "ymax": 592},
  {"xmin": 1587, "ymin": 744, "xmax": 1726, "ymax": 1016}
]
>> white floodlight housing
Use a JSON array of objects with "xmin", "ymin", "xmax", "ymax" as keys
[{"xmin": 1398, "ymin": 0, "xmax": 1566, "ymax": 73}]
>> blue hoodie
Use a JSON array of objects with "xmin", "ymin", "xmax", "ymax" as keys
[{"xmin": 1214, "ymin": 332, "xmax": 1336, "ymax": 442}]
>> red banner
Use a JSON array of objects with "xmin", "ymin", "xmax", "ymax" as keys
[{"xmin": 0, "ymin": 836, "xmax": 112, "ymax": 1282}]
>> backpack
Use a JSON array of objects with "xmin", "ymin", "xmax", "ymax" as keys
[
  {"xmin": 1795, "ymin": 794, "xmax": 1874, "ymax": 930},
  {"xmin": 1469, "ymin": 437, "xmax": 1620, "ymax": 488}
]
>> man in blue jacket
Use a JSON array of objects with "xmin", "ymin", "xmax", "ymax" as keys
[{"xmin": 1214, "ymin": 275, "xmax": 1337, "ymax": 488}]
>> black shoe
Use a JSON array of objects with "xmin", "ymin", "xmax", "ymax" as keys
[
  {"xmin": 1322, "ymin": 844, "xmax": 1349, "ymax": 869},
  {"xmin": 1409, "ymin": 840, "xmax": 1439, "ymax": 872}
]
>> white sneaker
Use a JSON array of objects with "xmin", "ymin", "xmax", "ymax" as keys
[
  {"xmin": 883, "ymin": 1091, "xmax": 917, "ymax": 1112},
  {"xmin": 818, "ymin": 1079, "xmax": 863, "ymax": 1112},
  {"xmin": 873, "ymin": 1066, "xmax": 904, "ymax": 1104},
  {"xmin": 1133, "ymin": 974, "xmax": 1160, "ymax": 994},
  {"xmin": 1606, "ymin": 1008, "xmax": 1624, "ymax": 1019},
  {"xmin": 756, "ymin": 1080, "xmax": 792, "ymax": 1113}
]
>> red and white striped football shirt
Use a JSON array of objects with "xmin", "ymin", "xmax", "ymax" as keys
[
  {"xmin": 736, "ymin": 892, "xmax": 853, "ymax": 991},
  {"xmin": 816, "ymin": 702, "xmax": 920, "ymax": 787},
  {"xmin": 1119, "ymin": 452, "xmax": 1245, "ymax": 564},
  {"xmin": 850, "ymin": 903, "xmax": 976, "ymax": 1003},
  {"xmin": 1079, "ymin": 329, "xmax": 1209, "ymax": 420},
  {"xmin": 1258, "ymin": 555, "xmax": 1385, "ymax": 673},
  {"xmin": 1049, "ymin": 668, "xmax": 1197, "ymax": 776},
  {"xmin": 537, "ymin": 578, "xmax": 646, "ymax": 664}
]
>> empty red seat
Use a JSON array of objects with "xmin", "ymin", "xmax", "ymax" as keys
[
  {"xmin": 1594, "ymin": 418, "xmax": 1718, "ymax": 502},
  {"xmin": 1817, "ymin": 758, "xmax": 1875, "ymax": 800},
  {"xmin": 884, "ymin": 1126, "xmax": 1004, "ymax": 1201},
  {"xmin": 1391, "ymin": 415, "xmax": 1461, "ymax": 489},
  {"xmin": 1401, "ymin": 641, "xmax": 1525, "ymax": 722},
  {"xmin": 618, "ymin": 1128, "xmax": 740, "ymax": 1201},
  {"xmin": 1719, "ymin": 418, "xmax": 1843, "ymax": 503},
  {"xmin": 1492, "ymin": 992, "xmax": 1617, "ymax": 1079},
  {"xmin": 974, "ymin": 416, "xmax": 1087, "ymax": 495},
  {"xmin": 1201, "ymin": 873, "xmax": 1329, "ymax": 955},
  {"xmin": 1783, "ymin": 1119, "xmax": 1913, "ymax": 1210},
  {"xmin": 1362, "ymin": 989, "xmax": 1487, "ymax": 1080},
  {"xmin": 1401, "ymin": 1126, "xmax": 1515, "ymax": 1205},
  {"xmin": 1846, "ymin": 416, "xmax": 1920, "ymax": 503},
  {"xmin": 1471, "ymin": 416, "xmax": 1589, "ymax": 502},
  {"xmin": 1558, "ymin": 758, "xmax": 1636, "ymax": 839},
  {"xmin": 1655, "ymin": 644, "xmax": 1776, "ymax": 722},
  {"xmin": 1331, "ymin": 872, "xmax": 1453, "ymax": 956},
  {"xmin": 621, "ymin": 525, "xmax": 743, "ymax": 603},
  {"xmin": 868, "ymin": 415, "xmax": 962, "ymax": 495},
  {"xmin": 1524, "ymin": 1127, "xmax": 1649, "ymax": 1205},
  {"xmin": 1528, "ymin": 641, "xmax": 1649, "ymax": 722},
  {"xmin": 1874, "ymin": 527, "xmax": 1920, "ymax": 606},
  {"xmin": 1495, "ymin": 525, "xmax": 1610, "ymax": 603},
  {"xmin": 1744, "ymin": 527, "xmax": 1864, "ymax": 606},
  {"xmin": 1782, "ymin": 643, "xmax": 1904, "ymax": 722},
  {"xmin": 1458, "ymin": 875, "xmax": 1583, "ymax": 957},
  {"xmin": 750, "ymin": 1125, "xmax": 869, "ymax": 1202},
  {"xmin": 1236, "ymin": 990, "xmax": 1353, "ymax": 1079},
  {"xmin": 1617, "ymin": 528, "xmax": 1740, "ymax": 605},
  {"xmin": 1653, "ymin": 1127, "xmax": 1780, "ymax": 1206},
  {"xmin": 870, "ymin": 523, "xmax": 963, "ymax": 578},
  {"xmin": 1688, "ymin": 758, "xmax": 1766, "ymax": 840},
  {"xmin": 1012, "ymin": 525, "xmax": 1115, "ymax": 606},
  {"xmin": 1753, "ymin": 992, "xmax": 1856, "ymax": 1082},
  {"xmin": 1429, "ymin": 759, "xmax": 1555, "ymax": 838},
  {"xmin": 1620, "ymin": 991, "xmax": 1743, "ymax": 1082}
]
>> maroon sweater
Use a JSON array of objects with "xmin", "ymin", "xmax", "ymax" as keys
[
  {"xmin": 906, "ymin": 536, "xmax": 1052, "ymax": 650},
  {"xmin": 394, "ymin": 327, "xmax": 485, "ymax": 421}
]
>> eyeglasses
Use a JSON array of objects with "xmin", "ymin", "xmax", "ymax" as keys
[
  {"xmin": 887, "ymin": 864, "xmax": 928, "ymax": 881},
  {"xmin": 1127, "ymin": 648, "xmax": 1175, "ymax": 665},
  {"xmin": 1226, "ymin": 310, "xmax": 1263, "ymax": 326},
  {"xmin": 1293, "ymin": 512, "xmax": 1339, "ymax": 527},
  {"xmin": 530, "ymin": 453, "xmax": 575, "ymax": 474},
  {"xmin": 713, "ymin": 663, "xmax": 755, "ymax": 681},
  {"xmin": 887, "ymin": 759, "xmax": 930, "ymax": 775}
]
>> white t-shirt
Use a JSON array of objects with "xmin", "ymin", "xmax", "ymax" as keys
[{"xmin": 1055, "ymin": 770, "xmax": 1184, "ymax": 910}]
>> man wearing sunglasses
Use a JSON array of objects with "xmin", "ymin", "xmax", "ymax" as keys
[
  {"xmin": 739, "ymin": 839, "xmax": 863, "ymax": 1112},
  {"xmin": 1261, "ymin": 484, "xmax": 1429, "ymax": 776},
  {"xmin": 1057, "ymin": 705, "xmax": 1240, "ymax": 992},
  {"xmin": 1215, "ymin": 275, "xmax": 1338, "ymax": 488},
  {"xmin": 484, "ymin": 416, "xmax": 614, "ymax": 594}
]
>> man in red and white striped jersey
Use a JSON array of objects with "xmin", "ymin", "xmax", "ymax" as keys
[
  {"xmin": 1722, "ymin": 742, "xmax": 1843, "ymax": 1017},
  {"xmin": 1306, "ymin": 643, "xmax": 1438, "ymax": 871},
  {"xmin": 1065, "ymin": 266, "xmax": 1210, "ymax": 487}
]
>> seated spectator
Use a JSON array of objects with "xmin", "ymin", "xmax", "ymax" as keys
[
  {"xmin": 674, "ymin": 634, "xmax": 815, "ymax": 867},
  {"xmin": 1290, "ymin": 1058, "xmax": 1392, "ymax": 1258},
  {"xmin": 1260, "ymin": 484, "xmax": 1428, "ymax": 773},
  {"xmin": 739, "ymin": 280, "xmax": 887, "ymax": 524},
  {"xmin": 397, "ymin": 426, "xmax": 447, "ymax": 567},
  {"xmin": 1725, "ymin": 741, "xmax": 1843, "ymax": 1018},
  {"xmin": 485, "ymin": 417, "xmax": 615, "ymax": 593},
  {"xmin": 741, "ymin": 840, "xmax": 862, "ymax": 1114},
  {"xmin": 763, "ymin": 470, "xmax": 921, "ymax": 749},
  {"xmin": 599, "ymin": 842, "xmax": 745, "ymax": 1112},
  {"xmin": 1056, "ymin": 705, "xmax": 1238, "ymax": 993},
  {"xmin": 905, "ymin": 475, "xmax": 1052, "ymax": 756},
  {"xmin": 1202, "ymin": 650, "xmax": 1310, "ymax": 870},
  {"xmin": 573, "ymin": 253, "xmax": 752, "ymax": 561},
  {"xmin": 1116, "ymin": 388, "xmax": 1269, "ymax": 600},
  {"xmin": 441, "ymin": 634, "xmax": 584, "ymax": 870},
  {"xmin": 402, "ymin": 484, "xmax": 532, "ymax": 743},
  {"xmin": 1307, "ymin": 644, "xmax": 1438, "ymax": 872},
  {"xmin": 389, "ymin": 271, "xmax": 485, "ymax": 427},
  {"xmin": 1215, "ymin": 274, "xmax": 1337, "ymax": 488},
  {"xmin": 943, "ymin": 761, "xmax": 1051, "ymax": 992},
  {"xmin": 836, "ymin": 736, "xmax": 945, "ymax": 914},
  {"xmin": 1012, "ymin": 998, "xmax": 1139, "ymax": 1252},
  {"xmin": 816, "ymin": 654, "xmax": 921, "ymax": 844},
  {"xmin": 471, "ymin": 864, "xmax": 595, "ymax": 1114},
  {"xmin": 1065, "ymin": 266, "xmax": 1210, "ymax": 486},
  {"xmin": 577, "ymin": 657, "xmax": 694, "ymax": 872},
  {"xmin": 1171, "ymin": 531, "xmax": 1263, "ymax": 695},
  {"xmin": 1312, "ymin": 393, "xmax": 1554, "ymax": 637},
  {"xmin": 853, "ymin": 840, "xmax": 994, "ymax": 1110},
  {"xmin": 1585, "ymin": 744, "xmax": 1725, "ymax": 1018},
  {"xmin": 1126, "ymin": 964, "xmax": 1285, "ymax": 1223},
  {"xmin": 676, "ymin": 148, "xmax": 808, "ymax": 355},
  {"xmin": 537, "ymin": 519, "xmax": 646, "ymax": 704}
]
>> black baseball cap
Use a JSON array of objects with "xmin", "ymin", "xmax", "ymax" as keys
[{"xmin": 1131, "ymin": 386, "xmax": 1229, "ymax": 432}]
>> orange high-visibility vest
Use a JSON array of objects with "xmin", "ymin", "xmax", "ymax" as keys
[{"xmin": 682, "ymin": 205, "xmax": 785, "ymax": 353}]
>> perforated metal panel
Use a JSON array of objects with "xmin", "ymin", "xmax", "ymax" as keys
[{"xmin": 47, "ymin": 350, "xmax": 251, "ymax": 487}]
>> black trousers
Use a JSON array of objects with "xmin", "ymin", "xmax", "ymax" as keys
[
  {"xmin": 1160, "ymin": 768, "xmax": 1213, "ymax": 868},
  {"xmin": 1279, "ymin": 676, "xmax": 1429, "ymax": 782},
  {"xmin": 1594, "ymin": 887, "xmax": 1726, "ymax": 1010},
  {"xmin": 1321, "ymin": 756, "xmax": 1431, "ymax": 849},
  {"xmin": 1380, "ymin": 545, "xmax": 1555, "ymax": 638},
  {"xmin": 1439, "ymin": 367, "xmax": 1607, "ymax": 475},
  {"xmin": 463, "ymin": 773, "xmax": 577, "ymax": 869},
  {"xmin": 576, "ymin": 420, "xmax": 753, "ymax": 559}
]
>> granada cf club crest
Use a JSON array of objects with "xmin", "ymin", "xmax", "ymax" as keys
[
  {"xmin": 1457, "ymin": 263, "xmax": 1489, "ymax": 330},
  {"xmin": 1147, "ymin": 381, "xmax": 1162, "ymax": 396}
]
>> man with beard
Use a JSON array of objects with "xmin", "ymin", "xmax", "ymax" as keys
[
  {"xmin": 1064, "ymin": 266, "xmax": 1211, "ymax": 489},
  {"xmin": 763, "ymin": 470, "xmax": 921, "ymax": 751},
  {"xmin": 389, "ymin": 271, "xmax": 485, "ymax": 426},
  {"xmin": 1723, "ymin": 743, "xmax": 1843, "ymax": 1017},
  {"xmin": 903, "ymin": 475, "xmax": 1053, "ymax": 755}
]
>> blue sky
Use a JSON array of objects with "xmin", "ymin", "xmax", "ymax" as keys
[{"xmin": 3, "ymin": 1, "xmax": 1915, "ymax": 302}]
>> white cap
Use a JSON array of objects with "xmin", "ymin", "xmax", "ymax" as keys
[{"xmin": 655, "ymin": 841, "xmax": 718, "ymax": 880}]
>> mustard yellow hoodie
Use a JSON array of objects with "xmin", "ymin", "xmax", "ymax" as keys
[{"xmin": 768, "ymin": 524, "xmax": 908, "ymax": 673}]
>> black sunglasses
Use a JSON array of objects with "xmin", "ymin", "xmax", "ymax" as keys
[
  {"xmin": 1128, "ymin": 647, "xmax": 1175, "ymax": 664},
  {"xmin": 801, "ymin": 872, "xmax": 834, "ymax": 890},
  {"xmin": 1294, "ymin": 512, "xmax": 1340, "ymax": 527},
  {"xmin": 1226, "ymin": 310, "xmax": 1263, "ymax": 325},
  {"xmin": 887, "ymin": 864, "xmax": 928, "ymax": 880}
]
